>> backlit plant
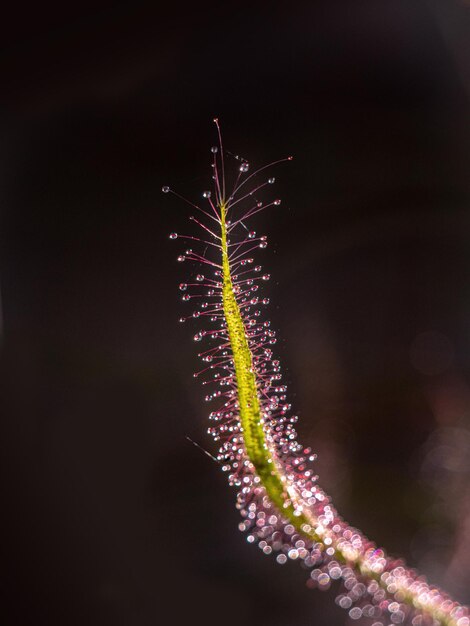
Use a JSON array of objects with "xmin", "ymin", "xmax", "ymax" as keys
[{"xmin": 163, "ymin": 120, "xmax": 468, "ymax": 626}]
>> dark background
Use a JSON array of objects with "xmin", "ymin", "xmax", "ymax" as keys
[{"xmin": 1, "ymin": 1, "xmax": 470, "ymax": 625}]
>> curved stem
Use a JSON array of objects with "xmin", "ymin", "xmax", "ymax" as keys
[{"xmin": 220, "ymin": 200, "xmax": 462, "ymax": 626}]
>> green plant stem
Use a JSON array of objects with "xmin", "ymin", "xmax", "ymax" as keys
[{"xmin": 219, "ymin": 202, "xmax": 458, "ymax": 626}]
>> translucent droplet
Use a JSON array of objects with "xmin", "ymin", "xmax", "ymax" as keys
[
  {"xmin": 349, "ymin": 608, "xmax": 362, "ymax": 620},
  {"xmin": 256, "ymin": 201, "xmax": 263, "ymax": 207},
  {"xmin": 169, "ymin": 232, "xmax": 178, "ymax": 239},
  {"xmin": 194, "ymin": 333, "xmax": 203, "ymax": 342},
  {"xmin": 262, "ymin": 274, "xmax": 270, "ymax": 280},
  {"xmin": 179, "ymin": 283, "xmax": 188, "ymax": 291},
  {"xmin": 338, "ymin": 596, "xmax": 352, "ymax": 609},
  {"xmin": 259, "ymin": 241, "xmax": 267, "ymax": 249},
  {"xmin": 162, "ymin": 185, "xmax": 170, "ymax": 193},
  {"xmin": 182, "ymin": 294, "xmax": 190, "ymax": 301},
  {"xmin": 196, "ymin": 274, "xmax": 205, "ymax": 282},
  {"xmin": 211, "ymin": 146, "xmax": 218, "ymax": 153},
  {"xmin": 177, "ymin": 255, "xmax": 186, "ymax": 262},
  {"xmin": 239, "ymin": 162, "xmax": 249, "ymax": 173},
  {"xmin": 268, "ymin": 177, "xmax": 275, "ymax": 184},
  {"xmin": 274, "ymin": 199, "xmax": 281, "ymax": 205},
  {"xmin": 203, "ymin": 191, "xmax": 211, "ymax": 199},
  {"xmin": 248, "ymin": 231, "xmax": 256, "ymax": 239}
]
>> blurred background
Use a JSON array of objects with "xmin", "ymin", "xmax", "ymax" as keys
[{"xmin": 1, "ymin": 1, "xmax": 470, "ymax": 625}]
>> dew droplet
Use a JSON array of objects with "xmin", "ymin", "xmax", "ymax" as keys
[
  {"xmin": 211, "ymin": 146, "xmax": 218, "ymax": 153},
  {"xmin": 169, "ymin": 232, "xmax": 178, "ymax": 239},
  {"xmin": 179, "ymin": 283, "xmax": 188, "ymax": 291},
  {"xmin": 239, "ymin": 162, "xmax": 249, "ymax": 173},
  {"xmin": 349, "ymin": 607, "xmax": 362, "ymax": 620},
  {"xmin": 337, "ymin": 596, "xmax": 352, "ymax": 609},
  {"xmin": 259, "ymin": 241, "xmax": 267, "ymax": 249},
  {"xmin": 177, "ymin": 255, "xmax": 186, "ymax": 262},
  {"xmin": 268, "ymin": 177, "xmax": 275, "ymax": 184},
  {"xmin": 196, "ymin": 274, "xmax": 205, "ymax": 282},
  {"xmin": 162, "ymin": 186, "xmax": 170, "ymax": 193},
  {"xmin": 248, "ymin": 231, "xmax": 256, "ymax": 239},
  {"xmin": 274, "ymin": 199, "xmax": 281, "ymax": 205},
  {"xmin": 182, "ymin": 294, "xmax": 190, "ymax": 301},
  {"xmin": 203, "ymin": 191, "xmax": 211, "ymax": 199}
]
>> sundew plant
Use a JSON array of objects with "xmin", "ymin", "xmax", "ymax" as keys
[{"xmin": 164, "ymin": 120, "xmax": 469, "ymax": 626}]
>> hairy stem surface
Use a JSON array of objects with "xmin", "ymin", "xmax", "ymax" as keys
[{"xmin": 220, "ymin": 202, "xmax": 457, "ymax": 626}]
